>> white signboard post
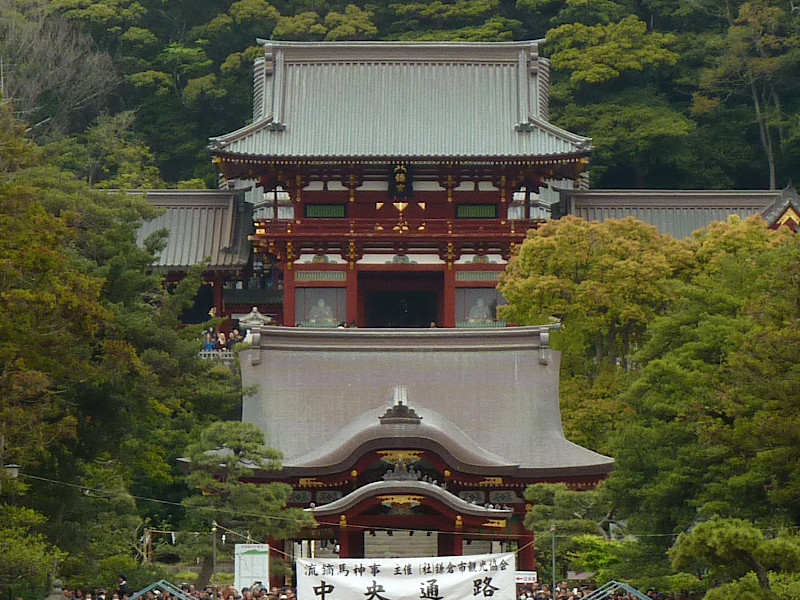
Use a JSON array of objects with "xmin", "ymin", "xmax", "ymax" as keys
[
  {"xmin": 514, "ymin": 572, "xmax": 538, "ymax": 585},
  {"xmin": 235, "ymin": 544, "xmax": 271, "ymax": 593},
  {"xmin": 297, "ymin": 552, "xmax": 516, "ymax": 600}
]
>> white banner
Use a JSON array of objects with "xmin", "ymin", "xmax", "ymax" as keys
[
  {"xmin": 297, "ymin": 553, "xmax": 516, "ymax": 600},
  {"xmin": 235, "ymin": 544, "xmax": 270, "ymax": 593}
]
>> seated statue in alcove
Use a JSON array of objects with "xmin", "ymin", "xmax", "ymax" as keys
[
  {"xmin": 467, "ymin": 297, "xmax": 493, "ymax": 323},
  {"xmin": 307, "ymin": 298, "xmax": 336, "ymax": 325}
]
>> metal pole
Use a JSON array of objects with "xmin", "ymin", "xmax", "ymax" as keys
[
  {"xmin": 212, "ymin": 522, "xmax": 218, "ymax": 584},
  {"xmin": 551, "ymin": 524, "xmax": 557, "ymax": 595}
]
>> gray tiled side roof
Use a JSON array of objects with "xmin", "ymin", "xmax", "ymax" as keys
[
  {"xmin": 211, "ymin": 41, "xmax": 591, "ymax": 160},
  {"xmin": 135, "ymin": 190, "xmax": 253, "ymax": 270},
  {"xmin": 557, "ymin": 189, "xmax": 780, "ymax": 238},
  {"xmin": 760, "ymin": 186, "xmax": 800, "ymax": 225},
  {"xmin": 240, "ymin": 327, "xmax": 613, "ymax": 477},
  {"xmin": 307, "ymin": 481, "xmax": 513, "ymax": 518}
]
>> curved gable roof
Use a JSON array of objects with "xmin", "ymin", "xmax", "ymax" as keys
[
  {"xmin": 307, "ymin": 480, "xmax": 514, "ymax": 519},
  {"xmin": 210, "ymin": 41, "xmax": 591, "ymax": 162},
  {"xmin": 283, "ymin": 406, "xmax": 518, "ymax": 475},
  {"xmin": 240, "ymin": 327, "xmax": 614, "ymax": 479}
]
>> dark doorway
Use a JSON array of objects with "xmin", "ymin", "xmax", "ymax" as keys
[
  {"xmin": 360, "ymin": 272, "xmax": 442, "ymax": 327},
  {"xmin": 365, "ymin": 290, "xmax": 437, "ymax": 327}
]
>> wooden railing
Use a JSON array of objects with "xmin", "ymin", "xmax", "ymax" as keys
[
  {"xmin": 253, "ymin": 218, "xmax": 544, "ymax": 239},
  {"xmin": 198, "ymin": 350, "xmax": 235, "ymax": 363}
]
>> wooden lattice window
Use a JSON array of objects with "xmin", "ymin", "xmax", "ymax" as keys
[
  {"xmin": 456, "ymin": 204, "xmax": 498, "ymax": 218},
  {"xmin": 306, "ymin": 204, "xmax": 347, "ymax": 218}
]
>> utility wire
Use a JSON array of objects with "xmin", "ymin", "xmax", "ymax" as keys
[{"xmin": 22, "ymin": 473, "xmax": 795, "ymax": 542}]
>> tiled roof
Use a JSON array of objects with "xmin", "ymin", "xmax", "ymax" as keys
[
  {"xmin": 135, "ymin": 190, "xmax": 253, "ymax": 270},
  {"xmin": 760, "ymin": 186, "xmax": 800, "ymax": 226},
  {"xmin": 307, "ymin": 481, "xmax": 513, "ymax": 518},
  {"xmin": 556, "ymin": 189, "xmax": 779, "ymax": 238},
  {"xmin": 240, "ymin": 327, "xmax": 614, "ymax": 477},
  {"xmin": 210, "ymin": 41, "xmax": 591, "ymax": 161}
]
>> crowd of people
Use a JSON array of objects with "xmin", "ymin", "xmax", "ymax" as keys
[
  {"xmin": 47, "ymin": 579, "xmax": 695, "ymax": 600},
  {"xmin": 202, "ymin": 328, "xmax": 244, "ymax": 351},
  {"xmin": 53, "ymin": 581, "xmax": 298, "ymax": 600},
  {"xmin": 518, "ymin": 582, "xmax": 694, "ymax": 600}
]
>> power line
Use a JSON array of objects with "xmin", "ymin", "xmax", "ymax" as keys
[{"xmin": 21, "ymin": 473, "xmax": 799, "ymax": 543}]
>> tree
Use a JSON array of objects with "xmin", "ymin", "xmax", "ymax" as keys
[
  {"xmin": 608, "ymin": 217, "xmax": 800, "ymax": 537},
  {"xmin": 556, "ymin": 88, "xmax": 696, "ymax": 187},
  {"xmin": 0, "ymin": 505, "xmax": 67, "ymax": 598},
  {"xmin": 0, "ymin": 106, "xmax": 108, "ymax": 469},
  {"xmin": 45, "ymin": 111, "xmax": 167, "ymax": 188},
  {"xmin": 499, "ymin": 216, "xmax": 694, "ymax": 376},
  {"xmin": 1, "ymin": 100, "xmax": 246, "ymax": 584},
  {"xmin": 693, "ymin": 0, "xmax": 800, "ymax": 189},
  {"xmin": 547, "ymin": 15, "xmax": 678, "ymax": 86},
  {"xmin": 524, "ymin": 483, "xmax": 619, "ymax": 585},
  {"xmin": 180, "ymin": 421, "xmax": 316, "ymax": 585},
  {"xmin": 670, "ymin": 518, "xmax": 800, "ymax": 598},
  {"xmin": 0, "ymin": 1, "xmax": 116, "ymax": 137}
]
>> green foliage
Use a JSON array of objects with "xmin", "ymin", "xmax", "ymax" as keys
[
  {"xmin": 548, "ymin": 16, "xmax": 678, "ymax": 84},
  {"xmin": 45, "ymin": 111, "xmax": 167, "ymax": 188},
  {"xmin": 523, "ymin": 483, "xmax": 618, "ymax": 582},
  {"xmin": 179, "ymin": 421, "xmax": 315, "ymax": 585},
  {"xmin": 567, "ymin": 535, "xmax": 627, "ymax": 582},
  {"xmin": 556, "ymin": 88, "xmax": 695, "ymax": 187},
  {"xmin": 0, "ymin": 504, "xmax": 67, "ymax": 597},
  {"xmin": 670, "ymin": 518, "xmax": 800, "ymax": 597},
  {"xmin": 694, "ymin": 0, "xmax": 800, "ymax": 188},
  {"xmin": 324, "ymin": 4, "xmax": 378, "ymax": 39},
  {"xmin": 1, "ymin": 97, "xmax": 245, "ymax": 587},
  {"xmin": 609, "ymin": 217, "xmax": 800, "ymax": 536},
  {"xmin": 499, "ymin": 216, "xmax": 694, "ymax": 376}
]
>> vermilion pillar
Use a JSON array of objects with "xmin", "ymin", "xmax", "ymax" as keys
[
  {"xmin": 283, "ymin": 266, "xmax": 296, "ymax": 326},
  {"xmin": 213, "ymin": 272, "xmax": 225, "ymax": 318},
  {"xmin": 336, "ymin": 519, "xmax": 364, "ymax": 558},
  {"xmin": 443, "ymin": 267, "xmax": 456, "ymax": 328},
  {"xmin": 267, "ymin": 538, "xmax": 284, "ymax": 589},
  {"xmin": 438, "ymin": 531, "xmax": 463, "ymax": 556},
  {"xmin": 518, "ymin": 530, "xmax": 536, "ymax": 571},
  {"xmin": 346, "ymin": 267, "xmax": 358, "ymax": 325}
]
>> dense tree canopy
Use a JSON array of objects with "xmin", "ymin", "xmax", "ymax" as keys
[
  {"xmin": 504, "ymin": 215, "xmax": 800, "ymax": 597},
  {"xmin": 0, "ymin": 0, "xmax": 794, "ymax": 187},
  {"xmin": 0, "ymin": 102, "xmax": 245, "ymax": 595}
]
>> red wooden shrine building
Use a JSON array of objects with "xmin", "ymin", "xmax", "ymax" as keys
[
  {"xmin": 203, "ymin": 40, "xmax": 612, "ymax": 585},
  {"xmin": 237, "ymin": 326, "xmax": 613, "ymax": 585},
  {"xmin": 210, "ymin": 41, "xmax": 591, "ymax": 328}
]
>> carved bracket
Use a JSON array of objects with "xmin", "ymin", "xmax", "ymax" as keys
[{"xmin": 341, "ymin": 169, "xmax": 364, "ymax": 203}]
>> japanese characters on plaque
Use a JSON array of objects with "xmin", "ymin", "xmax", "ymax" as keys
[{"xmin": 297, "ymin": 553, "xmax": 515, "ymax": 600}]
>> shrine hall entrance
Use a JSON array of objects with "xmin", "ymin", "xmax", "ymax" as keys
[{"xmin": 360, "ymin": 272, "xmax": 442, "ymax": 328}]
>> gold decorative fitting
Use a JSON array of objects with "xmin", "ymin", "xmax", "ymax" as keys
[
  {"xmin": 350, "ymin": 470, "xmax": 359, "ymax": 478},
  {"xmin": 339, "ymin": 515, "xmax": 347, "ymax": 527},
  {"xmin": 477, "ymin": 477, "xmax": 503, "ymax": 487},
  {"xmin": 455, "ymin": 516, "xmax": 463, "ymax": 529},
  {"xmin": 377, "ymin": 450, "xmax": 424, "ymax": 463},
  {"xmin": 379, "ymin": 495, "xmax": 424, "ymax": 510},
  {"xmin": 299, "ymin": 478, "xmax": 324, "ymax": 488},
  {"xmin": 482, "ymin": 519, "xmax": 507, "ymax": 529},
  {"xmin": 778, "ymin": 207, "xmax": 800, "ymax": 226}
]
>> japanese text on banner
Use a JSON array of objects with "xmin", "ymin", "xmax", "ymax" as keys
[{"xmin": 297, "ymin": 552, "xmax": 516, "ymax": 600}]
